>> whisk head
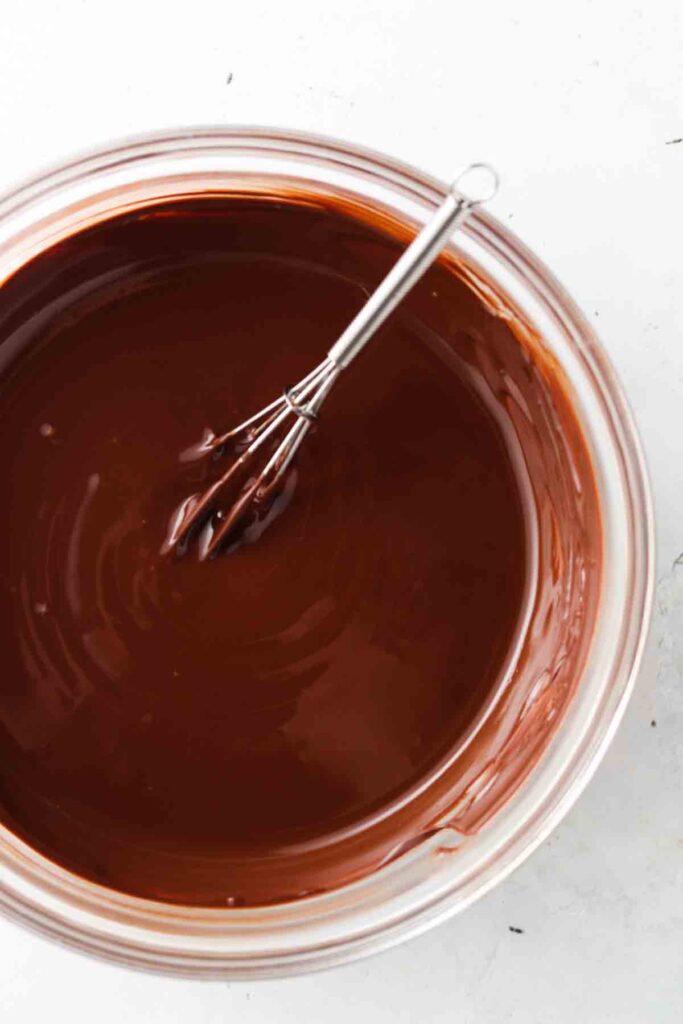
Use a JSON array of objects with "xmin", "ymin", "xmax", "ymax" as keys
[{"xmin": 162, "ymin": 358, "xmax": 340, "ymax": 559}]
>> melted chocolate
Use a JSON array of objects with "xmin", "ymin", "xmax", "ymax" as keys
[{"xmin": 0, "ymin": 194, "xmax": 598, "ymax": 906}]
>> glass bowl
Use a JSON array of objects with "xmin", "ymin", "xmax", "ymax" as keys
[{"xmin": 0, "ymin": 127, "xmax": 654, "ymax": 978}]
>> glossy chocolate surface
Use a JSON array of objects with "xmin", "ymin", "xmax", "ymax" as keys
[{"xmin": 0, "ymin": 194, "xmax": 597, "ymax": 905}]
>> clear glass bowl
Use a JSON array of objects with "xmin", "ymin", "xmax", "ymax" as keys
[{"xmin": 0, "ymin": 127, "xmax": 653, "ymax": 978}]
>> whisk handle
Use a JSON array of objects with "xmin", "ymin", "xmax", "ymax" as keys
[{"xmin": 326, "ymin": 163, "xmax": 498, "ymax": 370}]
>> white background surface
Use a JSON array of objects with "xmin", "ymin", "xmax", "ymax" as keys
[{"xmin": 1, "ymin": 1, "xmax": 682, "ymax": 1020}]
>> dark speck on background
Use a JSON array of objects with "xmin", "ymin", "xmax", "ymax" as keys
[
  {"xmin": 509, "ymin": 926, "xmax": 524, "ymax": 934},
  {"xmin": 651, "ymin": 720, "xmax": 657, "ymax": 728},
  {"xmin": 226, "ymin": 73, "xmax": 233, "ymax": 85},
  {"xmin": 665, "ymin": 137, "xmax": 682, "ymax": 145}
]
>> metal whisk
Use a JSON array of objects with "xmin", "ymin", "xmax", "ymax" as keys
[{"xmin": 163, "ymin": 163, "xmax": 499, "ymax": 559}]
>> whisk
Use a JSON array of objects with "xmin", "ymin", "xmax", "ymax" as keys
[{"xmin": 163, "ymin": 163, "xmax": 499, "ymax": 559}]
